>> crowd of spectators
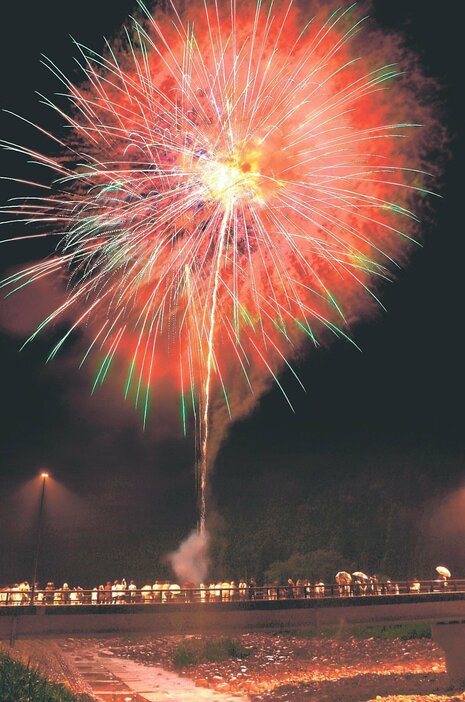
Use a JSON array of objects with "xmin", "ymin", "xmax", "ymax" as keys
[{"xmin": 0, "ymin": 573, "xmax": 450, "ymax": 606}]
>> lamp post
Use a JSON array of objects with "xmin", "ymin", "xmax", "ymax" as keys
[{"xmin": 31, "ymin": 472, "xmax": 48, "ymax": 604}]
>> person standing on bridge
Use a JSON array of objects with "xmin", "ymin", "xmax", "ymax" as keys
[
  {"xmin": 141, "ymin": 583, "xmax": 152, "ymax": 603},
  {"xmin": 239, "ymin": 578, "xmax": 247, "ymax": 599},
  {"xmin": 221, "ymin": 580, "xmax": 231, "ymax": 601},
  {"xmin": 436, "ymin": 566, "xmax": 451, "ymax": 590},
  {"xmin": 286, "ymin": 578, "xmax": 295, "ymax": 599},
  {"xmin": 248, "ymin": 577, "xmax": 256, "ymax": 600},
  {"xmin": 44, "ymin": 582, "xmax": 54, "ymax": 605},
  {"xmin": 120, "ymin": 578, "xmax": 127, "ymax": 603},
  {"xmin": 152, "ymin": 580, "xmax": 162, "ymax": 602},
  {"xmin": 128, "ymin": 579, "xmax": 137, "ymax": 602},
  {"xmin": 62, "ymin": 582, "xmax": 70, "ymax": 604}
]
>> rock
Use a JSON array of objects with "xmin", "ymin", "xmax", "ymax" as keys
[
  {"xmin": 195, "ymin": 678, "xmax": 209, "ymax": 688},
  {"xmin": 216, "ymin": 683, "xmax": 230, "ymax": 691}
]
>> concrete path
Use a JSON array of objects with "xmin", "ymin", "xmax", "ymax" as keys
[{"xmin": 58, "ymin": 641, "xmax": 250, "ymax": 702}]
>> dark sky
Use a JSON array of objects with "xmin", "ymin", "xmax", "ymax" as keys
[{"xmin": 0, "ymin": 0, "xmax": 462, "ymax": 586}]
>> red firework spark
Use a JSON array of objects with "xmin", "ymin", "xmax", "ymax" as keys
[{"xmin": 1, "ymin": 0, "xmax": 438, "ymax": 527}]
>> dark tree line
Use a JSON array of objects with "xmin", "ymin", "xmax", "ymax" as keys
[{"xmin": 207, "ymin": 454, "xmax": 464, "ymax": 584}]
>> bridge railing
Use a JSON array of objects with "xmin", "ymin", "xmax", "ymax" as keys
[{"xmin": 2, "ymin": 579, "xmax": 465, "ymax": 607}]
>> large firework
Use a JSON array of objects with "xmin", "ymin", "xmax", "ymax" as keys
[{"xmin": 1, "ymin": 0, "xmax": 437, "ymax": 532}]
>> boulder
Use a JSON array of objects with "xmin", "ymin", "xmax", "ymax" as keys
[{"xmin": 195, "ymin": 678, "xmax": 209, "ymax": 688}]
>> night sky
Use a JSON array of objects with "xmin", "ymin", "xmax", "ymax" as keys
[{"xmin": 0, "ymin": 0, "xmax": 462, "ymax": 587}]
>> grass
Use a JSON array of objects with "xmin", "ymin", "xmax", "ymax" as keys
[
  {"xmin": 0, "ymin": 651, "xmax": 90, "ymax": 702},
  {"xmin": 284, "ymin": 623, "xmax": 432, "ymax": 641},
  {"xmin": 173, "ymin": 637, "xmax": 251, "ymax": 668}
]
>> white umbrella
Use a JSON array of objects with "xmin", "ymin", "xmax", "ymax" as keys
[
  {"xmin": 335, "ymin": 571, "xmax": 352, "ymax": 583},
  {"xmin": 352, "ymin": 571, "xmax": 369, "ymax": 580},
  {"xmin": 436, "ymin": 566, "xmax": 451, "ymax": 578}
]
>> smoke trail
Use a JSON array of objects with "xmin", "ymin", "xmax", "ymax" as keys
[{"xmin": 168, "ymin": 529, "xmax": 210, "ymax": 584}]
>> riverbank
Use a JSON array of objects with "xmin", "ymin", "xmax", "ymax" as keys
[
  {"xmin": 4, "ymin": 628, "xmax": 465, "ymax": 701},
  {"xmin": 103, "ymin": 629, "xmax": 458, "ymax": 701}
]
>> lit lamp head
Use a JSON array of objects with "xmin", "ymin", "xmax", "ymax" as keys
[{"xmin": 41, "ymin": 472, "xmax": 49, "ymax": 479}]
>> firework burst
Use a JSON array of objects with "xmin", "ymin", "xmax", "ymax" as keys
[{"xmin": 1, "ymin": 0, "xmax": 437, "ymax": 531}]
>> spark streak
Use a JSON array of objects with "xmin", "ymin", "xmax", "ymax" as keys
[{"xmin": 200, "ymin": 204, "xmax": 231, "ymax": 534}]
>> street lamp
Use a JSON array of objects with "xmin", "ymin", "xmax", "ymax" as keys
[{"xmin": 31, "ymin": 472, "xmax": 49, "ymax": 604}]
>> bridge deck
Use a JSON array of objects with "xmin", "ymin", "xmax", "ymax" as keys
[{"xmin": 3, "ymin": 591, "xmax": 465, "ymax": 640}]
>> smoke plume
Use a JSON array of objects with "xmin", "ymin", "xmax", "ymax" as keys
[{"xmin": 168, "ymin": 529, "xmax": 210, "ymax": 584}]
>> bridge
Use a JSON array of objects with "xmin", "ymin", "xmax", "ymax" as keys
[{"xmin": 3, "ymin": 584, "xmax": 465, "ymax": 687}]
